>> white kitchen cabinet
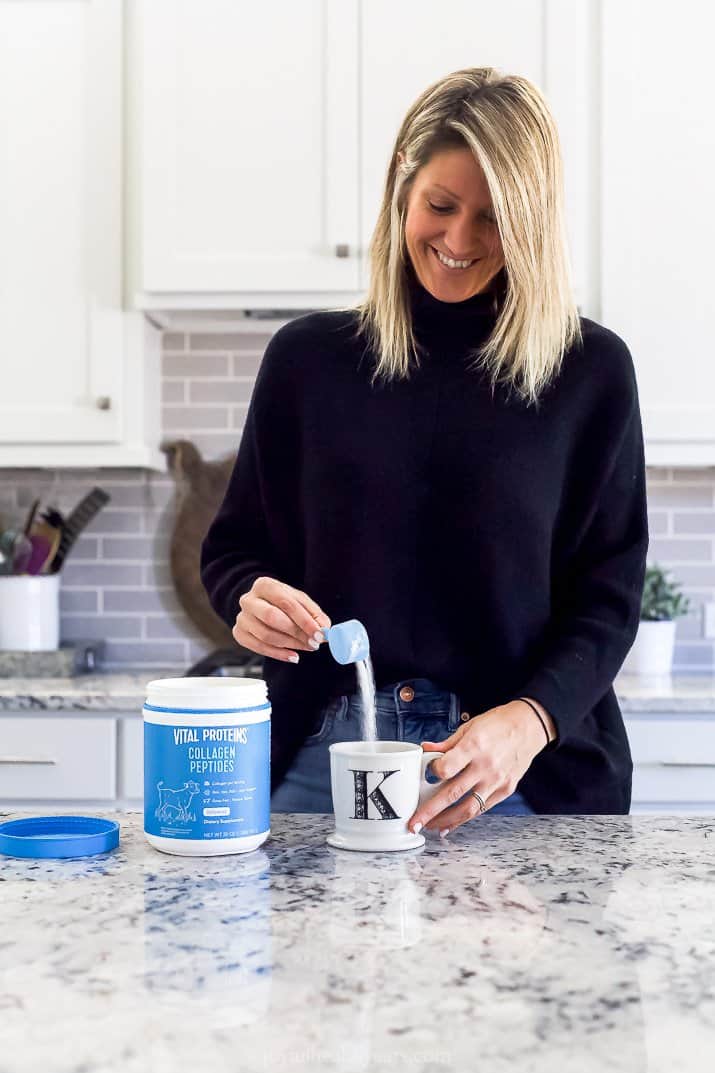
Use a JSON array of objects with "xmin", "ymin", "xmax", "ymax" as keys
[
  {"xmin": 127, "ymin": 0, "xmax": 360, "ymax": 305},
  {"xmin": 1, "ymin": 707, "xmax": 713, "ymax": 815},
  {"xmin": 0, "ymin": 714, "xmax": 116, "ymax": 800},
  {"xmin": 119, "ymin": 716, "xmax": 143, "ymax": 800},
  {"xmin": 128, "ymin": 0, "xmax": 592, "ymax": 314},
  {"xmin": 624, "ymin": 713, "xmax": 715, "ymax": 814},
  {"xmin": 0, "ymin": 0, "xmax": 162, "ymax": 468},
  {"xmin": 601, "ymin": 0, "xmax": 715, "ymax": 465},
  {"xmin": 359, "ymin": 0, "xmax": 594, "ymax": 310},
  {"xmin": 0, "ymin": 711, "xmax": 143, "ymax": 809}
]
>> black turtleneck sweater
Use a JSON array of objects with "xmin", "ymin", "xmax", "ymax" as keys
[{"xmin": 201, "ymin": 269, "xmax": 649, "ymax": 814}]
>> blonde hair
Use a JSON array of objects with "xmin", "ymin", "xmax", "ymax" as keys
[{"xmin": 340, "ymin": 67, "xmax": 582, "ymax": 408}]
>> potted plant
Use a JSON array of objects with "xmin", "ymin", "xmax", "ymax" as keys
[{"xmin": 621, "ymin": 563, "xmax": 691, "ymax": 675}]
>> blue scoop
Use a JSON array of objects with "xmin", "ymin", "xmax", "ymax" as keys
[{"xmin": 322, "ymin": 619, "xmax": 370, "ymax": 665}]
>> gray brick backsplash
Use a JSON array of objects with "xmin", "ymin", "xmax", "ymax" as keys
[
  {"xmin": 162, "ymin": 332, "xmax": 186, "ymax": 351},
  {"xmin": 61, "ymin": 616, "xmax": 143, "ymax": 641},
  {"xmin": 676, "ymin": 613, "xmax": 703, "ymax": 640},
  {"xmin": 672, "ymin": 468, "xmax": 715, "ymax": 482},
  {"xmin": 0, "ymin": 489, "xmax": 18, "ymax": 512},
  {"xmin": 188, "ymin": 331, "xmax": 269, "ymax": 350},
  {"xmin": 189, "ymin": 379, "xmax": 253, "ymax": 403},
  {"xmin": 101, "ymin": 483, "xmax": 173, "ymax": 509},
  {"xmin": 667, "ymin": 565, "xmax": 715, "ymax": 587},
  {"xmin": 15, "ymin": 486, "xmax": 51, "ymax": 510},
  {"xmin": 146, "ymin": 615, "xmax": 203, "ymax": 640},
  {"xmin": 2, "ymin": 322, "xmax": 714, "ymax": 673},
  {"xmin": 232, "ymin": 352, "xmax": 264, "ymax": 378},
  {"xmin": 672, "ymin": 644, "xmax": 714, "ymax": 667},
  {"xmin": 162, "ymin": 405, "xmax": 231, "ymax": 431},
  {"xmin": 103, "ymin": 589, "xmax": 177, "ymax": 613},
  {"xmin": 188, "ymin": 637, "xmax": 214, "ymax": 661},
  {"xmin": 163, "ymin": 354, "xmax": 229, "ymax": 378},
  {"xmin": 143, "ymin": 563, "xmax": 174, "ymax": 588},
  {"xmin": 59, "ymin": 590, "xmax": 98, "ymax": 613},
  {"xmin": 673, "ymin": 512, "xmax": 715, "ymax": 533},
  {"xmin": 230, "ymin": 404, "xmax": 250, "ymax": 428},
  {"xmin": 72, "ymin": 536, "xmax": 100, "ymax": 559},
  {"xmin": 645, "ymin": 467, "xmax": 671, "ymax": 482},
  {"xmin": 646, "ymin": 484, "xmax": 714, "ymax": 508},
  {"xmin": 62, "ymin": 563, "xmax": 144, "ymax": 587},
  {"xmin": 86, "ymin": 510, "xmax": 143, "ymax": 535},
  {"xmin": 647, "ymin": 539, "xmax": 713, "ymax": 562},
  {"xmin": 647, "ymin": 512, "xmax": 668, "ymax": 534},
  {"xmin": 102, "ymin": 537, "xmax": 162, "ymax": 561},
  {"xmin": 103, "ymin": 641, "xmax": 189, "ymax": 666},
  {"xmin": 162, "ymin": 380, "xmax": 186, "ymax": 404}
]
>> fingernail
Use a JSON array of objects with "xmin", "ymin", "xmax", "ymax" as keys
[
  {"xmin": 412, "ymin": 822, "xmax": 423, "ymax": 834},
  {"xmin": 288, "ymin": 654, "xmax": 299, "ymax": 663},
  {"xmin": 313, "ymin": 631, "xmax": 324, "ymax": 643},
  {"xmin": 439, "ymin": 828, "xmax": 450, "ymax": 839},
  {"xmin": 308, "ymin": 639, "xmax": 320, "ymax": 650}
]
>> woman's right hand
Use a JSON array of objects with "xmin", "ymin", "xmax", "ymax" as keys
[{"xmin": 233, "ymin": 576, "xmax": 332, "ymax": 663}]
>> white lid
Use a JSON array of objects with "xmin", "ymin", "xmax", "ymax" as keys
[{"xmin": 144, "ymin": 675, "xmax": 268, "ymax": 711}]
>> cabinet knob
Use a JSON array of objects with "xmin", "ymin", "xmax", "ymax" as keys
[
  {"xmin": 96, "ymin": 396, "xmax": 112, "ymax": 411},
  {"xmin": 335, "ymin": 244, "xmax": 350, "ymax": 259}
]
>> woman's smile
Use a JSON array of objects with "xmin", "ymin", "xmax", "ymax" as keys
[{"xmin": 429, "ymin": 244, "xmax": 481, "ymax": 270}]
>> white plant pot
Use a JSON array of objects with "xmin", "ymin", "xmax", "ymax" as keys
[
  {"xmin": 621, "ymin": 619, "xmax": 677, "ymax": 676},
  {"xmin": 0, "ymin": 574, "xmax": 60, "ymax": 651}
]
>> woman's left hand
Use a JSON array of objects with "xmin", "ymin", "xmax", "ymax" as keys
[{"xmin": 407, "ymin": 699, "xmax": 553, "ymax": 836}]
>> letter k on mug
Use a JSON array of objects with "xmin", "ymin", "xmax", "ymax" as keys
[{"xmin": 327, "ymin": 741, "xmax": 443, "ymax": 851}]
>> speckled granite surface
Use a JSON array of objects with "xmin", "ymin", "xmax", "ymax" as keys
[
  {"xmin": 0, "ymin": 670, "xmax": 258, "ymax": 711},
  {"xmin": 0, "ymin": 810, "xmax": 713, "ymax": 1073},
  {"xmin": 0, "ymin": 670, "xmax": 714, "ymax": 712},
  {"xmin": 0, "ymin": 642, "xmax": 103, "ymax": 679}
]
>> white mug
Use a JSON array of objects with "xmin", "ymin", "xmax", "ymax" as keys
[{"xmin": 327, "ymin": 740, "xmax": 444, "ymax": 852}]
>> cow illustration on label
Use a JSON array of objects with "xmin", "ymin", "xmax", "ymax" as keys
[
  {"xmin": 155, "ymin": 779, "xmax": 201, "ymax": 823},
  {"xmin": 349, "ymin": 768, "xmax": 400, "ymax": 819}
]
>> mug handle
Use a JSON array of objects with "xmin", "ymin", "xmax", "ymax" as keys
[{"xmin": 418, "ymin": 750, "xmax": 444, "ymax": 803}]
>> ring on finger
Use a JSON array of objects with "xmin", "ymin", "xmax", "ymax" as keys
[{"xmin": 471, "ymin": 790, "xmax": 487, "ymax": 814}]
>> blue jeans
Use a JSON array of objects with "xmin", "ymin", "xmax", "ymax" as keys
[{"xmin": 271, "ymin": 677, "xmax": 536, "ymax": 816}]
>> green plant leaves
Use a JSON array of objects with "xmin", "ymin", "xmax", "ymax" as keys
[{"xmin": 641, "ymin": 562, "xmax": 691, "ymax": 622}]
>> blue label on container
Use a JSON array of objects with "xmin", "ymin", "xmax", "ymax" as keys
[{"xmin": 144, "ymin": 718, "xmax": 270, "ymax": 841}]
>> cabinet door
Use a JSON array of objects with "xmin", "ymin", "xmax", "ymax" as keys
[
  {"xmin": 133, "ymin": 0, "xmax": 359, "ymax": 296},
  {"xmin": 359, "ymin": 0, "xmax": 593, "ymax": 308},
  {"xmin": 120, "ymin": 716, "xmax": 143, "ymax": 801},
  {"xmin": 0, "ymin": 716, "xmax": 116, "ymax": 800},
  {"xmin": 0, "ymin": 0, "xmax": 124, "ymax": 445},
  {"xmin": 624, "ymin": 713, "xmax": 715, "ymax": 812},
  {"xmin": 601, "ymin": 0, "xmax": 715, "ymax": 464}
]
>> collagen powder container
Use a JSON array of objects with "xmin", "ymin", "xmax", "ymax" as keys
[{"xmin": 143, "ymin": 676, "xmax": 270, "ymax": 856}]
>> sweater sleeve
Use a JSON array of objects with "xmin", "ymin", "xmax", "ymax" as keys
[
  {"xmin": 199, "ymin": 333, "xmax": 290, "ymax": 630},
  {"xmin": 514, "ymin": 370, "xmax": 649, "ymax": 750}
]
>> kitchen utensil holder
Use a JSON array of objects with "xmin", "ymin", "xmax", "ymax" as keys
[{"xmin": 0, "ymin": 574, "xmax": 60, "ymax": 651}]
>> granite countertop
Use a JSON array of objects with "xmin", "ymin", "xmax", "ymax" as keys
[
  {"xmin": 0, "ymin": 811, "xmax": 712, "ymax": 1073},
  {"xmin": 0, "ymin": 670, "xmax": 258, "ymax": 711},
  {"xmin": 1, "ymin": 670, "xmax": 715, "ymax": 712}
]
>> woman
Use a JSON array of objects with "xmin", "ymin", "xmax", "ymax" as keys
[{"xmin": 200, "ymin": 67, "xmax": 648, "ymax": 832}]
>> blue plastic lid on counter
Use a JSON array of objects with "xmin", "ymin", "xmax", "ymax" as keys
[{"xmin": 0, "ymin": 815, "xmax": 120, "ymax": 859}]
